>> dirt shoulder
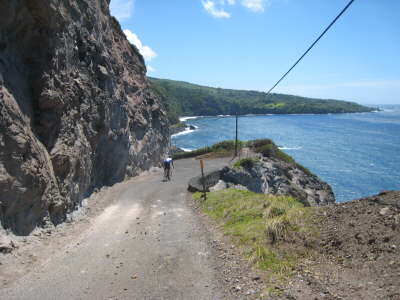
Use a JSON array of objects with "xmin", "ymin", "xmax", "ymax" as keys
[
  {"xmin": 187, "ymin": 193, "xmax": 269, "ymax": 299},
  {"xmin": 191, "ymin": 189, "xmax": 400, "ymax": 300},
  {"xmin": 282, "ymin": 190, "xmax": 400, "ymax": 300}
]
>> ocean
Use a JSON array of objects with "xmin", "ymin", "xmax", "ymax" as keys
[{"xmin": 172, "ymin": 105, "xmax": 400, "ymax": 202}]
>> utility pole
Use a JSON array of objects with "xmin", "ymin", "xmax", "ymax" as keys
[{"xmin": 234, "ymin": 113, "xmax": 238, "ymax": 157}]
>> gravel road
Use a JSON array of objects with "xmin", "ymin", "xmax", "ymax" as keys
[{"xmin": 0, "ymin": 158, "xmax": 231, "ymax": 300}]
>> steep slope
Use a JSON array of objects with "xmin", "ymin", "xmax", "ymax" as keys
[
  {"xmin": 149, "ymin": 77, "xmax": 374, "ymax": 123},
  {"xmin": 0, "ymin": 0, "xmax": 168, "ymax": 235}
]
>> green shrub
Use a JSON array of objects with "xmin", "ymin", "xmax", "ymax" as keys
[
  {"xmin": 172, "ymin": 147, "xmax": 212, "ymax": 160},
  {"xmin": 174, "ymin": 138, "xmax": 315, "ymax": 177},
  {"xmin": 274, "ymin": 148, "xmax": 295, "ymax": 164},
  {"xmin": 212, "ymin": 140, "xmax": 244, "ymax": 151},
  {"xmin": 173, "ymin": 139, "xmax": 244, "ymax": 160},
  {"xmin": 295, "ymin": 163, "xmax": 314, "ymax": 177},
  {"xmin": 251, "ymin": 140, "xmax": 295, "ymax": 164},
  {"xmin": 256, "ymin": 144, "xmax": 275, "ymax": 158},
  {"xmin": 233, "ymin": 157, "xmax": 259, "ymax": 169},
  {"xmin": 247, "ymin": 138, "xmax": 273, "ymax": 149}
]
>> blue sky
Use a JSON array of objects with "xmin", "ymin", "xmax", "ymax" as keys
[{"xmin": 110, "ymin": 0, "xmax": 400, "ymax": 104}]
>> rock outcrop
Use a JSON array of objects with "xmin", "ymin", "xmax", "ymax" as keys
[
  {"xmin": 0, "ymin": 0, "xmax": 168, "ymax": 235},
  {"xmin": 220, "ymin": 158, "xmax": 335, "ymax": 206},
  {"xmin": 188, "ymin": 157, "xmax": 335, "ymax": 206}
]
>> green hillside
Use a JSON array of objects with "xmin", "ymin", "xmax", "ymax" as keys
[{"xmin": 149, "ymin": 77, "xmax": 374, "ymax": 124}]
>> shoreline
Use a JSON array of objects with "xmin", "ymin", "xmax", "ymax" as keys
[{"xmin": 177, "ymin": 109, "xmax": 383, "ymax": 123}]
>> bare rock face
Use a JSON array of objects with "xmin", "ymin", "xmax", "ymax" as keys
[
  {"xmin": 0, "ymin": 0, "xmax": 168, "ymax": 235},
  {"xmin": 220, "ymin": 158, "xmax": 335, "ymax": 206}
]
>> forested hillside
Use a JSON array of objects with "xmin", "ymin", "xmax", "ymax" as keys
[{"xmin": 149, "ymin": 77, "xmax": 374, "ymax": 124}]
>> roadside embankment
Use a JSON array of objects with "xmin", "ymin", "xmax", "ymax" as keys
[{"xmin": 186, "ymin": 139, "xmax": 399, "ymax": 299}]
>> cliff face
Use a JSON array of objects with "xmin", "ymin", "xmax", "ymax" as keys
[{"xmin": 0, "ymin": 0, "xmax": 168, "ymax": 235}]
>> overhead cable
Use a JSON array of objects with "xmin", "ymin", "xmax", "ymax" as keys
[{"xmin": 265, "ymin": 0, "xmax": 356, "ymax": 96}]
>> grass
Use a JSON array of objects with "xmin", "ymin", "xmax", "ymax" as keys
[
  {"xmin": 173, "ymin": 139, "xmax": 244, "ymax": 160},
  {"xmin": 193, "ymin": 189, "xmax": 314, "ymax": 280},
  {"xmin": 233, "ymin": 157, "xmax": 259, "ymax": 169},
  {"xmin": 172, "ymin": 147, "xmax": 213, "ymax": 160},
  {"xmin": 250, "ymin": 140, "xmax": 295, "ymax": 164},
  {"xmin": 247, "ymin": 139, "xmax": 314, "ymax": 176}
]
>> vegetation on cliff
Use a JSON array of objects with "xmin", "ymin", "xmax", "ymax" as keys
[
  {"xmin": 149, "ymin": 77, "xmax": 374, "ymax": 124},
  {"xmin": 172, "ymin": 140, "xmax": 242, "ymax": 160},
  {"xmin": 173, "ymin": 138, "xmax": 311, "ymax": 179}
]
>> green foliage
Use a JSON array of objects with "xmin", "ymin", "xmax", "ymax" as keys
[
  {"xmin": 251, "ymin": 141, "xmax": 294, "ymax": 164},
  {"xmin": 170, "ymin": 122, "xmax": 186, "ymax": 130},
  {"xmin": 172, "ymin": 147, "xmax": 212, "ymax": 160},
  {"xmin": 193, "ymin": 189, "xmax": 308, "ymax": 276},
  {"xmin": 172, "ymin": 139, "xmax": 244, "ymax": 160},
  {"xmin": 173, "ymin": 137, "xmax": 315, "ymax": 178},
  {"xmin": 148, "ymin": 77, "xmax": 374, "ymax": 125},
  {"xmin": 256, "ymin": 144, "xmax": 276, "ymax": 158},
  {"xmin": 233, "ymin": 157, "xmax": 259, "ymax": 169},
  {"xmin": 212, "ymin": 140, "xmax": 243, "ymax": 151},
  {"xmin": 295, "ymin": 163, "xmax": 314, "ymax": 177},
  {"xmin": 274, "ymin": 149, "xmax": 295, "ymax": 164},
  {"xmin": 246, "ymin": 138, "xmax": 273, "ymax": 149},
  {"xmin": 248, "ymin": 139, "xmax": 315, "ymax": 176}
]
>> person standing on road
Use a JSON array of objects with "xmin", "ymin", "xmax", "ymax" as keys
[{"xmin": 163, "ymin": 156, "xmax": 174, "ymax": 181}]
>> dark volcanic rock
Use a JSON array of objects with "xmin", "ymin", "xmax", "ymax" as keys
[
  {"xmin": 0, "ymin": 231, "xmax": 17, "ymax": 254},
  {"xmin": 221, "ymin": 158, "xmax": 335, "ymax": 206},
  {"xmin": 0, "ymin": 0, "xmax": 168, "ymax": 234},
  {"xmin": 188, "ymin": 157, "xmax": 334, "ymax": 206},
  {"xmin": 223, "ymin": 160, "xmax": 334, "ymax": 206},
  {"xmin": 188, "ymin": 170, "xmax": 222, "ymax": 193}
]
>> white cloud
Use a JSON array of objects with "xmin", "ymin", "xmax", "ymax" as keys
[
  {"xmin": 147, "ymin": 65, "xmax": 155, "ymax": 72},
  {"xmin": 110, "ymin": 0, "xmax": 135, "ymax": 21},
  {"xmin": 202, "ymin": 0, "xmax": 231, "ymax": 18},
  {"xmin": 202, "ymin": 0, "xmax": 271, "ymax": 18},
  {"xmin": 241, "ymin": 0, "xmax": 269, "ymax": 12},
  {"xmin": 123, "ymin": 29, "xmax": 157, "ymax": 62}
]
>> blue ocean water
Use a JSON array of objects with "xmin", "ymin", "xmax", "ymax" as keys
[{"xmin": 172, "ymin": 105, "xmax": 400, "ymax": 202}]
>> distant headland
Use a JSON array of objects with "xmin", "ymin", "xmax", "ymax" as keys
[{"xmin": 149, "ymin": 77, "xmax": 375, "ymax": 125}]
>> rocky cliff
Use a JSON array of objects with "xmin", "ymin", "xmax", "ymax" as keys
[
  {"xmin": 188, "ymin": 157, "xmax": 335, "ymax": 207},
  {"xmin": 220, "ymin": 158, "xmax": 335, "ymax": 206},
  {"xmin": 0, "ymin": 0, "xmax": 168, "ymax": 235}
]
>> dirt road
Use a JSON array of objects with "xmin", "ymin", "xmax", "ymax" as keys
[{"xmin": 0, "ymin": 158, "xmax": 231, "ymax": 300}]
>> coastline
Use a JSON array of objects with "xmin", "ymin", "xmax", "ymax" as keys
[{"xmin": 176, "ymin": 109, "xmax": 383, "ymax": 124}]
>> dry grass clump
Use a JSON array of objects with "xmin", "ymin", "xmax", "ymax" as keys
[{"xmin": 193, "ymin": 189, "xmax": 315, "ymax": 278}]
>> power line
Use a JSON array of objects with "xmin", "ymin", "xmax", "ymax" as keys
[{"xmin": 265, "ymin": 0, "xmax": 356, "ymax": 96}]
